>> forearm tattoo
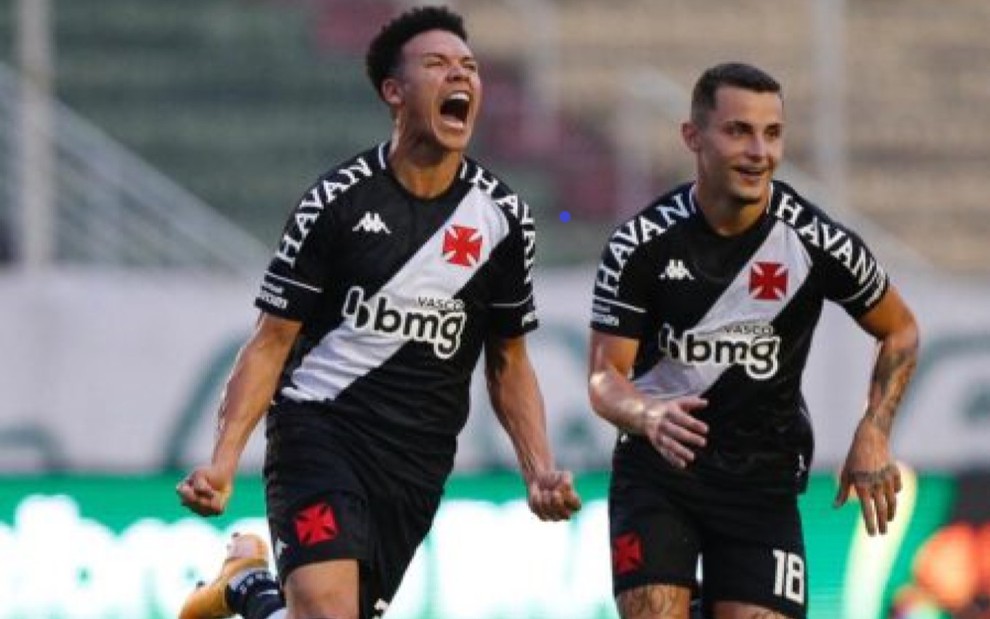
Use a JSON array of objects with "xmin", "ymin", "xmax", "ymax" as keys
[
  {"xmin": 864, "ymin": 346, "xmax": 917, "ymax": 436},
  {"xmin": 848, "ymin": 463, "xmax": 899, "ymax": 485}
]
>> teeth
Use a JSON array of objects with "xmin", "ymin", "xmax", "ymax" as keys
[{"xmin": 447, "ymin": 92, "xmax": 470, "ymax": 103}]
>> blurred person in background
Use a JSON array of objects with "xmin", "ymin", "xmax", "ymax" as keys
[
  {"xmin": 587, "ymin": 62, "xmax": 918, "ymax": 619},
  {"xmin": 890, "ymin": 521, "xmax": 990, "ymax": 618},
  {"xmin": 175, "ymin": 6, "xmax": 580, "ymax": 619}
]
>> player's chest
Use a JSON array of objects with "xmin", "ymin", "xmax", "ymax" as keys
[
  {"xmin": 649, "ymin": 222, "xmax": 812, "ymax": 327},
  {"xmin": 333, "ymin": 189, "xmax": 505, "ymax": 288}
]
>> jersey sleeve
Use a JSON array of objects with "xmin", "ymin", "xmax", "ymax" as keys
[
  {"xmin": 589, "ymin": 226, "xmax": 653, "ymax": 337},
  {"xmin": 254, "ymin": 181, "xmax": 337, "ymax": 321},
  {"xmin": 487, "ymin": 205, "xmax": 538, "ymax": 337},
  {"xmin": 817, "ymin": 223, "xmax": 889, "ymax": 317}
]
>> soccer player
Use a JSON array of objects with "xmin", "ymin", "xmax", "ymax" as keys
[
  {"xmin": 175, "ymin": 6, "xmax": 581, "ymax": 619},
  {"xmin": 587, "ymin": 62, "xmax": 919, "ymax": 619}
]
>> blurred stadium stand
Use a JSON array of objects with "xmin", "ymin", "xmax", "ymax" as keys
[
  {"xmin": 0, "ymin": 62, "xmax": 270, "ymax": 274},
  {"xmin": 1, "ymin": 0, "xmax": 989, "ymax": 272}
]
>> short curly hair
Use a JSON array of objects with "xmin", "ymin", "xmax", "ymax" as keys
[{"xmin": 365, "ymin": 5, "xmax": 468, "ymax": 99}]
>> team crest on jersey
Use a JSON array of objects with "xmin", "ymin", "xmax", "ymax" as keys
[
  {"xmin": 442, "ymin": 224, "xmax": 483, "ymax": 267},
  {"xmin": 749, "ymin": 261, "xmax": 788, "ymax": 300}
]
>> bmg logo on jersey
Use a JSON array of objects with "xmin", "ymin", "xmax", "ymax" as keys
[
  {"xmin": 343, "ymin": 287, "xmax": 465, "ymax": 358},
  {"xmin": 658, "ymin": 322, "xmax": 781, "ymax": 380}
]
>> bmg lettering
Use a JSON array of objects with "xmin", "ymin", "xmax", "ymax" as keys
[
  {"xmin": 659, "ymin": 323, "xmax": 780, "ymax": 380},
  {"xmin": 343, "ymin": 287, "xmax": 465, "ymax": 358}
]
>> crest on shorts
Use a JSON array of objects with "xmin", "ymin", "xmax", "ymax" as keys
[
  {"xmin": 611, "ymin": 532, "xmax": 643, "ymax": 575},
  {"xmin": 294, "ymin": 501, "xmax": 339, "ymax": 546}
]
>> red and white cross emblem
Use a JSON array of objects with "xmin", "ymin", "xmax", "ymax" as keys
[
  {"xmin": 611, "ymin": 532, "xmax": 644, "ymax": 575},
  {"xmin": 749, "ymin": 261, "xmax": 788, "ymax": 300},
  {"xmin": 442, "ymin": 224, "xmax": 483, "ymax": 267}
]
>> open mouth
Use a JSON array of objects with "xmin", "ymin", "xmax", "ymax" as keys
[{"xmin": 440, "ymin": 92, "xmax": 471, "ymax": 125}]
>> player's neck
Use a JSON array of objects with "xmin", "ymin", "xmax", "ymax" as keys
[
  {"xmin": 692, "ymin": 183, "xmax": 767, "ymax": 237},
  {"xmin": 388, "ymin": 137, "xmax": 463, "ymax": 200}
]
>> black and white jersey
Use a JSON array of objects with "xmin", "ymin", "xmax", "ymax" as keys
[
  {"xmin": 591, "ymin": 180, "xmax": 888, "ymax": 493},
  {"xmin": 255, "ymin": 143, "xmax": 537, "ymax": 491}
]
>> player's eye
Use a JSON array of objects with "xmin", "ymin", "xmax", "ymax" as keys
[
  {"xmin": 422, "ymin": 55, "xmax": 447, "ymax": 69},
  {"xmin": 724, "ymin": 124, "xmax": 746, "ymax": 137}
]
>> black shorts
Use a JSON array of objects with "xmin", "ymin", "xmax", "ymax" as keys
[
  {"xmin": 263, "ymin": 400, "xmax": 442, "ymax": 618},
  {"xmin": 609, "ymin": 436, "xmax": 807, "ymax": 619}
]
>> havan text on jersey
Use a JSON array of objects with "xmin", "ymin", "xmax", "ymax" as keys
[
  {"xmin": 595, "ymin": 193, "xmax": 694, "ymax": 296},
  {"xmin": 275, "ymin": 157, "xmax": 375, "ymax": 267},
  {"xmin": 771, "ymin": 192, "xmax": 885, "ymax": 306}
]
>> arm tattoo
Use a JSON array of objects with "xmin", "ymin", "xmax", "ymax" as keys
[
  {"xmin": 864, "ymin": 346, "xmax": 917, "ymax": 436},
  {"xmin": 849, "ymin": 463, "xmax": 898, "ymax": 485},
  {"xmin": 617, "ymin": 585, "xmax": 690, "ymax": 618}
]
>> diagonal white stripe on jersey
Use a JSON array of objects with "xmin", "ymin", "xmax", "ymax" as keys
[
  {"xmin": 283, "ymin": 186, "xmax": 511, "ymax": 402},
  {"xmin": 634, "ymin": 221, "xmax": 812, "ymax": 397}
]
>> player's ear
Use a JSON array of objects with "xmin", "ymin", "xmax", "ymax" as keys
[
  {"xmin": 381, "ymin": 77, "xmax": 403, "ymax": 107},
  {"xmin": 681, "ymin": 121, "xmax": 701, "ymax": 153}
]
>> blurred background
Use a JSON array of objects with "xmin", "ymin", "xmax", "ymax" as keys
[{"xmin": 1, "ymin": 1, "xmax": 989, "ymax": 618}]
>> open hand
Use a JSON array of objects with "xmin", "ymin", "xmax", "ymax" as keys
[
  {"xmin": 643, "ymin": 396, "xmax": 708, "ymax": 468},
  {"xmin": 834, "ymin": 420, "xmax": 902, "ymax": 535}
]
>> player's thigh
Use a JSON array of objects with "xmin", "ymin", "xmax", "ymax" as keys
[
  {"xmin": 362, "ymin": 487, "xmax": 441, "ymax": 615},
  {"xmin": 282, "ymin": 558, "xmax": 360, "ymax": 619},
  {"xmin": 700, "ymin": 500, "xmax": 806, "ymax": 619},
  {"xmin": 712, "ymin": 600, "xmax": 795, "ymax": 619},
  {"xmin": 264, "ymin": 449, "xmax": 371, "ymax": 582},
  {"xmin": 609, "ymin": 474, "xmax": 701, "ymax": 597}
]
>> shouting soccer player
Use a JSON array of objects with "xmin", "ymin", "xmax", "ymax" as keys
[{"xmin": 176, "ymin": 6, "xmax": 581, "ymax": 619}]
